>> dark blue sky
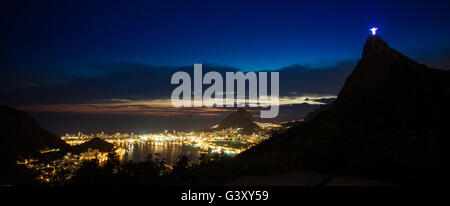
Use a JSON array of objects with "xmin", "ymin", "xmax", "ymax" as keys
[
  {"xmin": 2, "ymin": 0, "xmax": 450, "ymax": 133},
  {"xmin": 3, "ymin": 0, "xmax": 450, "ymax": 78}
]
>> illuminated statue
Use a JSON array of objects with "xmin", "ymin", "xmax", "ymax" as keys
[{"xmin": 370, "ymin": 27, "xmax": 378, "ymax": 35}]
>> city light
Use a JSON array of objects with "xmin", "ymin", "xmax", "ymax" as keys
[{"xmin": 20, "ymin": 121, "xmax": 290, "ymax": 184}]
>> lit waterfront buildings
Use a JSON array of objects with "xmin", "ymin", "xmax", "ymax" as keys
[
  {"xmin": 61, "ymin": 121, "xmax": 283, "ymax": 156},
  {"xmin": 18, "ymin": 121, "xmax": 294, "ymax": 184}
]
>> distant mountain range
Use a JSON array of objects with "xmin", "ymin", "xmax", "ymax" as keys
[{"xmin": 238, "ymin": 35, "xmax": 450, "ymax": 184}]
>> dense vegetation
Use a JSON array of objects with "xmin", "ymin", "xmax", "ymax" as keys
[{"xmin": 68, "ymin": 153, "xmax": 243, "ymax": 185}]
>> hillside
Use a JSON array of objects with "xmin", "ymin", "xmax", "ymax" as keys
[
  {"xmin": 0, "ymin": 105, "xmax": 70, "ymax": 164},
  {"xmin": 204, "ymin": 108, "xmax": 260, "ymax": 134},
  {"xmin": 237, "ymin": 35, "xmax": 450, "ymax": 184}
]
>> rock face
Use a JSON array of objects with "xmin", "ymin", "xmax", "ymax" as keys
[
  {"xmin": 238, "ymin": 35, "xmax": 450, "ymax": 183},
  {"xmin": 334, "ymin": 35, "xmax": 450, "ymax": 134},
  {"xmin": 0, "ymin": 105, "xmax": 70, "ymax": 164},
  {"xmin": 217, "ymin": 108, "xmax": 259, "ymax": 134}
]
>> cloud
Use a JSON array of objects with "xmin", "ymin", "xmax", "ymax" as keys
[
  {"xmin": 275, "ymin": 62, "xmax": 354, "ymax": 96},
  {"xmin": 0, "ymin": 63, "xmax": 239, "ymax": 106},
  {"xmin": 1, "ymin": 61, "xmax": 351, "ymax": 133},
  {"xmin": 1, "ymin": 62, "xmax": 352, "ymax": 118}
]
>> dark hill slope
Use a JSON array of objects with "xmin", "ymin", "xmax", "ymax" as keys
[{"xmin": 0, "ymin": 105, "xmax": 70, "ymax": 164}]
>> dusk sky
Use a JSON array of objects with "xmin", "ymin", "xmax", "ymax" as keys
[{"xmin": 2, "ymin": 0, "xmax": 450, "ymax": 134}]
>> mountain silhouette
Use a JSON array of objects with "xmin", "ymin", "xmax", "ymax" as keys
[
  {"xmin": 73, "ymin": 137, "xmax": 114, "ymax": 153},
  {"xmin": 0, "ymin": 106, "xmax": 72, "ymax": 184},
  {"xmin": 0, "ymin": 106, "xmax": 70, "ymax": 164},
  {"xmin": 0, "ymin": 106, "xmax": 118, "ymax": 184},
  {"xmin": 216, "ymin": 108, "xmax": 259, "ymax": 134},
  {"xmin": 238, "ymin": 35, "xmax": 450, "ymax": 184},
  {"xmin": 0, "ymin": 106, "xmax": 115, "ymax": 164}
]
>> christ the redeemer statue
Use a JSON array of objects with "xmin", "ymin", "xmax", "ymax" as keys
[{"xmin": 370, "ymin": 27, "xmax": 378, "ymax": 35}]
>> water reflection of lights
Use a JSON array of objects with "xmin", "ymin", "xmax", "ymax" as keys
[
  {"xmin": 64, "ymin": 127, "xmax": 273, "ymax": 162},
  {"xmin": 19, "ymin": 122, "xmax": 293, "ymax": 184},
  {"xmin": 29, "ymin": 125, "xmax": 283, "ymax": 182}
]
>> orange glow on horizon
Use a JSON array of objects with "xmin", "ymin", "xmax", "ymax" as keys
[{"xmin": 18, "ymin": 95, "xmax": 335, "ymax": 116}]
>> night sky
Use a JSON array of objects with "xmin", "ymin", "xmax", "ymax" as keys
[{"xmin": 2, "ymin": 0, "xmax": 450, "ymax": 134}]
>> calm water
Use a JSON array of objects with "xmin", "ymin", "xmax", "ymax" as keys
[{"xmin": 118, "ymin": 142, "xmax": 207, "ymax": 164}]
